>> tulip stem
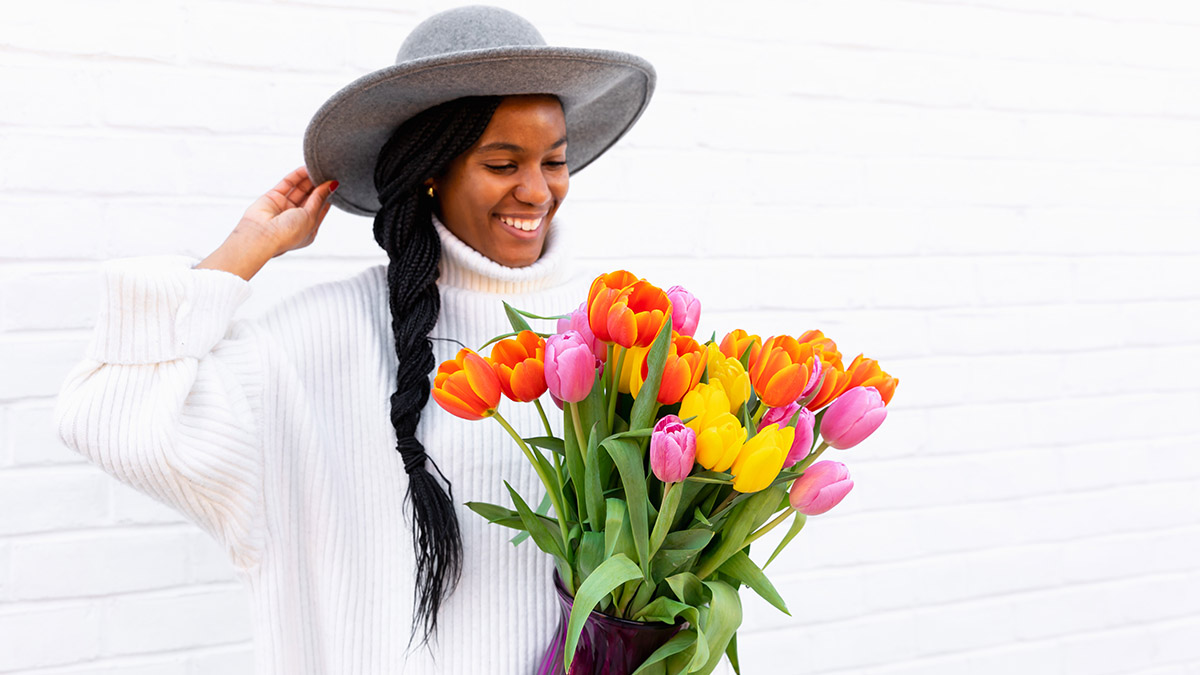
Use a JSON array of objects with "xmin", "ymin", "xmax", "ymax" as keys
[
  {"xmin": 751, "ymin": 403, "xmax": 767, "ymax": 427},
  {"xmin": 742, "ymin": 508, "xmax": 792, "ymax": 549},
  {"xmin": 710, "ymin": 491, "xmax": 738, "ymax": 519},
  {"xmin": 607, "ymin": 346, "xmax": 627, "ymax": 430},
  {"xmin": 792, "ymin": 441, "xmax": 830, "ymax": 473},
  {"xmin": 491, "ymin": 411, "xmax": 572, "ymax": 559},
  {"xmin": 569, "ymin": 402, "xmax": 588, "ymax": 457},
  {"xmin": 533, "ymin": 399, "xmax": 554, "ymax": 438}
]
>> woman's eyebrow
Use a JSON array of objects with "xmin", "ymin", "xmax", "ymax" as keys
[{"xmin": 475, "ymin": 136, "xmax": 568, "ymax": 154}]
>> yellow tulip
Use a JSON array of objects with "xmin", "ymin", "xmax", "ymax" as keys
[
  {"xmin": 679, "ymin": 380, "xmax": 731, "ymax": 433},
  {"xmin": 731, "ymin": 423, "xmax": 794, "ymax": 493},
  {"xmin": 614, "ymin": 346, "xmax": 649, "ymax": 395},
  {"xmin": 695, "ymin": 412, "xmax": 747, "ymax": 472},
  {"xmin": 705, "ymin": 346, "xmax": 751, "ymax": 414}
]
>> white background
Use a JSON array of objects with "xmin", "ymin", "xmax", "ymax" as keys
[{"xmin": 3, "ymin": 0, "xmax": 1200, "ymax": 673}]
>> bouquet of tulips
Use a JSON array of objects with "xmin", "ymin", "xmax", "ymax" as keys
[{"xmin": 432, "ymin": 270, "xmax": 898, "ymax": 675}]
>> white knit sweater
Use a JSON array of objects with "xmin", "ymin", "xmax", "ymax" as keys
[{"xmin": 55, "ymin": 219, "xmax": 595, "ymax": 674}]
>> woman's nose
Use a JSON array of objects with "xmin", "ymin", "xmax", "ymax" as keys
[{"xmin": 513, "ymin": 168, "xmax": 551, "ymax": 206}]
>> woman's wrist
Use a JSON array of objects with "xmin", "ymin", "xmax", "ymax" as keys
[{"xmin": 195, "ymin": 227, "xmax": 279, "ymax": 281}]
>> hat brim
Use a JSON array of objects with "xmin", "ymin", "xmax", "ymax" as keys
[{"xmin": 303, "ymin": 46, "xmax": 655, "ymax": 216}]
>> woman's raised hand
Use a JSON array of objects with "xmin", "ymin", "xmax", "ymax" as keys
[{"xmin": 197, "ymin": 167, "xmax": 338, "ymax": 281}]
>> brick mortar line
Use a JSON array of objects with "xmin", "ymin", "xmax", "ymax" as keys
[
  {"xmin": 0, "ymin": 580, "xmax": 245, "ymax": 616},
  {"xmin": 0, "ymin": 639, "xmax": 253, "ymax": 675}
]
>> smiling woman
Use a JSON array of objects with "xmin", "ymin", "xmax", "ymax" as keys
[
  {"xmin": 434, "ymin": 95, "xmax": 570, "ymax": 268},
  {"xmin": 52, "ymin": 5, "xmax": 654, "ymax": 675}
]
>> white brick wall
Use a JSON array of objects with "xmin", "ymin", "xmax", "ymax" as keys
[{"xmin": 3, "ymin": 0, "xmax": 1198, "ymax": 672}]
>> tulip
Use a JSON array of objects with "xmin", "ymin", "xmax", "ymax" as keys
[
  {"xmin": 730, "ymin": 423, "xmax": 794, "ymax": 493},
  {"xmin": 432, "ymin": 349, "xmax": 502, "ymax": 420},
  {"xmin": 557, "ymin": 302, "xmax": 607, "ymax": 364},
  {"xmin": 632, "ymin": 333, "xmax": 706, "ymax": 405},
  {"xmin": 804, "ymin": 361, "xmax": 851, "ymax": 411},
  {"xmin": 705, "ymin": 347, "xmax": 751, "ymax": 414},
  {"xmin": 666, "ymin": 285, "xmax": 701, "ymax": 338},
  {"xmin": 649, "ymin": 415, "xmax": 697, "ymax": 483},
  {"xmin": 789, "ymin": 460, "xmax": 853, "ymax": 515},
  {"xmin": 843, "ymin": 354, "xmax": 899, "ymax": 406},
  {"xmin": 488, "ymin": 330, "xmax": 548, "ymax": 402},
  {"xmin": 820, "ymin": 386, "xmax": 887, "ymax": 449},
  {"xmin": 719, "ymin": 329, "xmax": 762, "ymax": 367},
  {"xmin": 586, "ymin": 270, "xmax": 638, "ymax": 344},
  {"xmin": 603, "ymin": 280, "xmax": 673, "ymax": 349},
  {"xmin": 759, "ymin": 402, "xmax": 816, "ymax": 468},
  {"xmin": 797, "ymin": 330, "xmax": 842, "ymax": 364},
  {"xmin": 544, "ymin": 331, "xmax": 598, "ymax": 404},
  {"xmin": 748, "ymin": 335, "xmax": 818, "ymax": 408},
  {"xmin": 695, "ymin": 412, "xmax": 747, "ymax": 472},
  {"xmin": 679, "ymin": 381, "xmax": 732, "ymax": 433},
  {"xmin": 614, "ymin": 345, "xmax": 649, "ymax": 395}
]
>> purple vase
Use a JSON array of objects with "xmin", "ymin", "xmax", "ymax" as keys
[{"xmin": 537, "ymin": 572, "xmax": 685, "ymax": 675}]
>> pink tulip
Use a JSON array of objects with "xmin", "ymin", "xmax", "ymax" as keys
[
  {"xmin": 544, "ymin": 331, "xmax": 598, "ymax": 403},
  {"xmin": 819, "ymin": 386, "xmax": 887, "ymax": 449},
  {"xmin": 789, "ymin": 460, "xmax": 853, "ymax": 515},
  {"xmin": 666, "ymin": 286, "xmax": 701, "ymax": 338},
  {"xmin": 800, "ymin": 357, "xmax": 822, "ymax": 399},
  {"xmin": 557, "ymin": 303, "xmax": 607, "ymax": 363},
  {"xmin": 759, "ymin": 402, "xmax": 816, "ymax": 468},
  {"xmin": 649, "ymin": 415, "xmax": 697, "ymax": 483}
]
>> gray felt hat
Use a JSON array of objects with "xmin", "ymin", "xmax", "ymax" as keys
[{"xmin": 304, "ymin": 5, "xmax": 657, "ymax": 216}]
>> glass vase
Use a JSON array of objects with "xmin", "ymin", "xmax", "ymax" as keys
[{"xmin": 537, "ymin": 572, "xmax": 685, "ymax": 675}]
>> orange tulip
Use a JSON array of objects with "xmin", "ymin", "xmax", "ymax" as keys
[
  {"xmin": 719, "ymin": 329, "xmax": 762, "ymax": 368},
  {"xmin": 602, "ymin": 279, "xmax": 673, "ymax": 349},
  {"xmin": 587, "ymin": 270, "xmax": 638, "ymax": 344},
  {"xmin": 489, "ymin": 330, "xmax": 548, "ymax": 402},
  {"xmin": 432, "ymin": 349, "xmax": 502, "ymax": 420},
  {"xmin": 804, "ymin": 361, "xmax": 852, "ymax": 411},
  {"xmin": 748, "ymin": 335, "xmax": 817, "ymax": 408},
  {"xmin": 798, "ymin": 330, "xmax": 843, "ymax": 370},
  {"xmin": 635, "ymin": 333, "xmax": 706, "ymax": 405},
  {"xmin": 843, "ymin": 354, "xmax": 898, "ymax": 406}
]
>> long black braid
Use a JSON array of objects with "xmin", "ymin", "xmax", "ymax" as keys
[{"xmin": 371, "ymin": 96, "xmax": 502, "ymax": 646}]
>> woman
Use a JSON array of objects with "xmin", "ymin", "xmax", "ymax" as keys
[{"xmin": 55, "ymin": 6, "xmax": 654, "ymax": 674}]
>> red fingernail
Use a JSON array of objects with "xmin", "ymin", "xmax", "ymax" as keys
[{"xmin": 330, "ymin": 180, "xmax": 339, "ymax": 192}]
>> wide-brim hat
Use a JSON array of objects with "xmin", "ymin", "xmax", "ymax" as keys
[{"xmin": 304, "ymin": 5, "xmax": 656, "ymax": 216}]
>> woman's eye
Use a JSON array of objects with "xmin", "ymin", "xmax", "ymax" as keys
[
  {"xmin": 485, "ymin": 164, "xmax": 516, "ymax": 172},
  {"xmin": 544, "ymin": 161, "xmax": 567, "ymax": 169}
]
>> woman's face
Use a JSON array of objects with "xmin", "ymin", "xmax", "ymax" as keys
[{"xmin": 432, "ymin": 95, "xmax": 569, "ymax": 268}]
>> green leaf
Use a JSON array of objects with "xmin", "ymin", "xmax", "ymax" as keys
[
  {"xmin": 602, "ymin": 427, "xmax": 656, "ymax": 441},
  {"xmin": 650, "ymin": 482, "xmax": 683, "ymax": 558},
  {"xmin": 630, "ymin": 317, "xmax": 674, "ymax": 431},
  {"xmin": 600, "ymin": 437, "xmax": 652, "ymax": 577},
  {"xmin": 577, "ymin": 531, "xmax": 605, "ymax": 584},
  {"xmin": 508, "ymin": 306, "xmax": 569, "ymax": 321},
  {"xmin": 630, "ymin": 630, "xmax": 698, "ymax": 675},
  {"xmin": 504, "ymin": 482, "xmax": 565, "ymax": 560},
  {"xmin": 718, "ymin": 550, "xmax": 789, "ymax": 615},
  {"xmin": 603, "ymin": 498, "xmax": 635, "ymax": 561},
  {"xmin": 696, "ymin": 486, "xmax": 786, "ymax": 579},
  {"xmin": 563, "ymin": 405, "xmax": 588, "ymax": 529},
  {"xmin": 665, "ymin": 572, "xmax": 708, "ymax": 607},
  {"xmin": 564, "ymin": 554, "xmax": 643, "ymax": 672},
  {"xmin": 502, "ymin": 301, "xmax": 533, "ymax": 333},
  {"xmin": 726, "ymin": 632, "xmax": 741, "ymax": 675},
  {"xmin": 764, "ymin": 512, "xmax": 807, "ymax": 569},
  {"xmin": 509, "ymin": 490, "xmax": 552, "ymax": 546},
  {"xmin": 694, "ymin": 580, "xmax": 743, "ymax": 675},
  {"xmin": 632, "ymin": 597, "xmax": 690, "ymax": 624},
  {"xmin": 584, "ymin": 422, "xmax": 607, "ymax": 531},
  {"xmin": 525, "ymin": 436, "xmax": 565, "ymax": 455},
  {"xmin": 651, "ymin": 529, "xmax": 713, "ymax": 582}
]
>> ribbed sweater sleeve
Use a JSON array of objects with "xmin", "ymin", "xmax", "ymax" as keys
[{"xmin": 55, "ymin": 256, "xmax": 265, "ymax": 566}]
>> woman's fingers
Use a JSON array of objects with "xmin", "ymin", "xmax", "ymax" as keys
[
  {"xmin": 270, "ymin": 166, "xmax": 311, "ymax": 198},
  {"xmin": 303, "ymin": 180, "xmax": 339, "ymax": 223},
  {"xmin": 285, "ymin": 175, "xmax": 315, "ymax": 206}
]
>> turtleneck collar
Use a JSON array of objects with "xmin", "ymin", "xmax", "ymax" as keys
[{"xmin": 432, "ymin": 214, "xmax": 570, "ymax": 295}]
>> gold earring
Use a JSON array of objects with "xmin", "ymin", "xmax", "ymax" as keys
[{"xmin": 426, "ymin": 186, "xmax": 435, "ymax": 198}]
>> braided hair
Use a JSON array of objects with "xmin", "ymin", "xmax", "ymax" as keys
[{"xmin": 371, "ymin": 95, "xmax": 503, "ymax": 646}]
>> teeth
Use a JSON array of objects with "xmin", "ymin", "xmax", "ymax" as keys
[{"xmin": 500, "ymin": 216, "xmax": 542, "ymax": 232}]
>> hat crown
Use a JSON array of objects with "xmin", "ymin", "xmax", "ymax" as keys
[{"xmin": 396, "ymin": 5, "xmax": 547, "ymax": 63}]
